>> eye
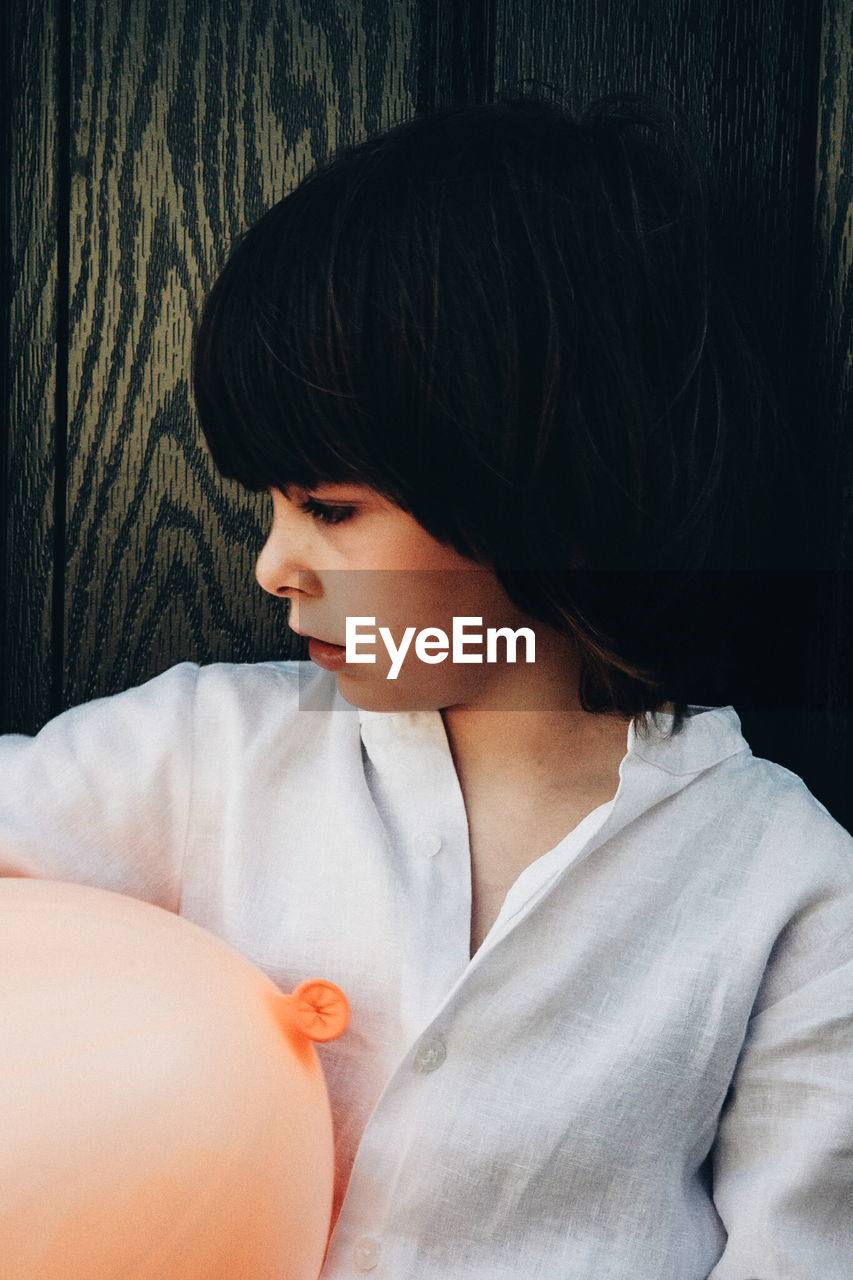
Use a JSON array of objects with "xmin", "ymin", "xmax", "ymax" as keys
[{"xmin": 298, "ymin": 496, "xmax": 356, "ymax": 526}]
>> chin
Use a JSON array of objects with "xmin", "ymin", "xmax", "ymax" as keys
[{"xmin": 332, "ymin": 670, "xmax": 452, "ymax": 715}]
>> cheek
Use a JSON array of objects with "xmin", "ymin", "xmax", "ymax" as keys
[
  {"xmin": 402, "ymin": 570, "xmax": 487, "ymax": 623},
  {"xmin": 385, "ymin": 520, "xmax": 483, "ymax": 573}
]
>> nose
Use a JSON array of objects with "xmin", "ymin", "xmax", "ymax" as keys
[{"xmin": 255, "ymin": 507, "xmax": 315, "ymax": 599}]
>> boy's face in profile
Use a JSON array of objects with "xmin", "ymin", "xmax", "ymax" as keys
[{"xmin": 256, "ymin": 483, "xmax": 574, "ymax": 714}]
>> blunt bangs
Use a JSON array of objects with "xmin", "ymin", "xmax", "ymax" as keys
[{"xmin": 191, "ymin": 181, "xmax": 414, "ymax": 504}]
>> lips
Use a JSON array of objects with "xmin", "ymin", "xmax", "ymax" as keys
[
  {"xmin": 291, "ymin": 627, "xmax": 346, "ymax": 648},
  {"xmin": 306, "ymin": 635, "xmax": 349, "ymax": 670}
]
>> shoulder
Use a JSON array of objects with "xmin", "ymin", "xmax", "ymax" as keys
[
  {"xmin": 640, "ymin": 705, "xmax": 852, "ymax": 885},
  {"xmin": 703, "ymin": 750, "xmax": 853, "ymax": 977},
  {"xmin": 726, "ymin": 750, "xmax": 853, "ymax": 887},
  {"xmin": 99, "ymin": 657, "xmax": 335, "ymax": 715},
  {"xmin": 190, "ymin": 658, "xmax": 341, "ymax": 725},
  {"xmin": 733, "ymin": 762, "xmax": 853, "ymax": 1018},
  {"xmin": 660, "ymin": 705, "xmax": 853, "ymax": 885},
  {"xmin": 16, "ymin": 660, "xmax": 342, "ymax": 751},
  {"xmin": 3, "ymin": 661, "xmax": 204, "ymax": 756},
  {"xmin": 646, "ymin": 708, "xmax": 853, "ymax": 940},
  {"xmin": 185, "ymin": 660, "xmax": 365, "ymax": 773},
  {"xmin": 656, "ymin": 727, "xmax": 853, "ymax": 1013}
]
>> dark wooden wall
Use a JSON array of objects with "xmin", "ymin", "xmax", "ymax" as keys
[{"xmin": 3, "ymin": 0, "xmax": 851, "ymax": 826}]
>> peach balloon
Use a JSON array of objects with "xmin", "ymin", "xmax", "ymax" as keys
[{"xmin": 0, "ymin": 878, "xmax": 350, "ymax": 1280}]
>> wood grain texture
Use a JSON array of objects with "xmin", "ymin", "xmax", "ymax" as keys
[
  {"xmin": 3, "ymin": 0, "xmax": 59, "ymax": 734},
  {"xmin": 62, "ymin": 0, "xmax": 419, "ymax": 707},
  {"xmin": 814, "ymin": 0, "xmax": 851, "ymax": 451}
]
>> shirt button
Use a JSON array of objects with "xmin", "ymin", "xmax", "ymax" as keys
[
  {"xmin": 412, "ymin": 829, "xmax": 443, "ymax": 858},
  {"xmin": 353, "ymin": 1235, "xmax": 381, "ymax": 1270},
  {"xmin": 414, "ymin": 1036, "xmax": 447, "ymax": 1072}
]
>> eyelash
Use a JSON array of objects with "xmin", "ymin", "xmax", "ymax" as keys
[{"xmin": 298, "ymin": 497, "xmax": 356, "ymax": 526}]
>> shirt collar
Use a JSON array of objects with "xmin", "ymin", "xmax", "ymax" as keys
[
  {"xmin": 357, "ymin": 698, "xmax": 751, "ymax": 778},
  {"xmin": 626, "ymin": 704, "xmax": 751, "ymax": 776},
  {"xmin": 293, "ymin": 657, "xmax": 749, "ymax": 776},
  {"xmin": 291, "ymin": 658, "xmax": 751, "ymax": 791}
]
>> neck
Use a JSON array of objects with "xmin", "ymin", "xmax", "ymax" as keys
[{"xmin": 438, "ymin": 631, "xmax": 634, "ymax": 799}]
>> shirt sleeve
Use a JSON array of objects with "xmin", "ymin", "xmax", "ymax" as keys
[
  {"xmin": 708, "ymin": 793, "xmax": 853, "ymax": 1279},
  {"xmin": 0, "ymin": 662, "xmax": 200, "ymax": 910}
]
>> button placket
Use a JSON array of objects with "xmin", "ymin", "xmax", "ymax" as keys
[
  {"xmin": 411, "ymin": 828, "xmax": 443, "ymax": 858},
  {"xmin": 413, "ymin": 1036, "xmax": 447, "ymax": 1073},
  {"xmin": 353, "ymin": 1234, "xmax": 381, "ymax": 1270}
]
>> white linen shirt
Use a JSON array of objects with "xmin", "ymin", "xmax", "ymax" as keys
[{"xmin": 1, "ymin": 658, "xmax": 852, "ymax": 1279}]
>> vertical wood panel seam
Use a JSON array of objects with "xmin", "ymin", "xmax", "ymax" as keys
[
  {"xmin": 415, "ymin": 0, "xmax": 499, "ymax": 111},
  {"xmin": 51, "ymin": 0, "xmax": 71, "ymax": 718},
  {"xmin": 792, "ymin": 0, "xmax": 842, "ymax": 762},
  {"xmin": 810, "ymin": 0, "xmax": 851, "ymax": 781},
  {"xmin": 415, "ymin": 0, "xmax": 439, "ymax": 113},
  {"xmin": 0, "ymin": 0, "xmax": 11, "ymax": 726},
  {"xmin": 792, "ymin": 0, "xmax": 827, "ymax": 507},
  {"xmin": 463, "ymin": 0, "xmax": 496, "ymax": 103}
]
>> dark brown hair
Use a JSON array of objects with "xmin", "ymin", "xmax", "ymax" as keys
[{"xmin": 193, "ymin": 93, "xmax": 790, "ymax": 739}]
